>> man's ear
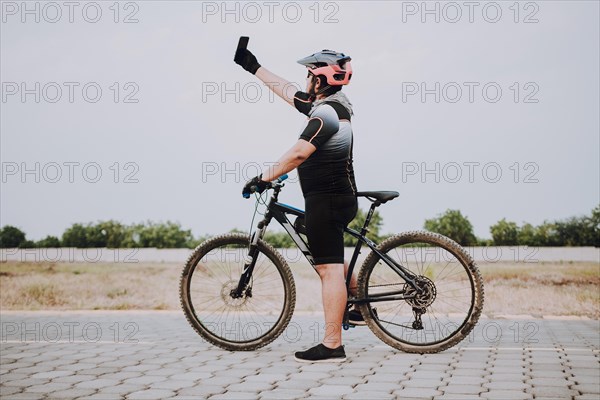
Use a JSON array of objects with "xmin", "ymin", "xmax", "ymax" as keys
[{"xmin": 313, "ymin": 76, "xmax": 320, "ymax": 92}]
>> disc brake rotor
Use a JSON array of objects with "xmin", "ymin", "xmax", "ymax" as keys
[{"xmin": 221, "ymin": 280, "xmax": 249, "ymax": 308}]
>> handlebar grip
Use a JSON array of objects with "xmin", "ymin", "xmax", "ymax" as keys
[{"xmin": 243, "ymin": 175, "xmax": 286, "ymax": 198}]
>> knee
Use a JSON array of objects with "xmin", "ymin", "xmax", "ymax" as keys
[{"xmin": 316, "ymin": 264, "xmax": 344, "ymax": 280}]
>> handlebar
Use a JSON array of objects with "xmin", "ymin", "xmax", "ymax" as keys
[
  {"xmin": 275, "ymin": 174, "xmax": 288, "ymax": 184},
  {"xmin": 242, "ymin": 174, "xmax": 288, "ymax": 198}
]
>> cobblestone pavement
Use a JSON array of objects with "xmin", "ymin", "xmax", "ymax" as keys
[{"xmin": 1, "ymin": 312, "xmax": 598, "ymax": 399}]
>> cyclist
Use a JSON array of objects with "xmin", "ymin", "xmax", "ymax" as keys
[{"xmin": 235, "ymin": 46, "xmax": 363, "ymax": 362}]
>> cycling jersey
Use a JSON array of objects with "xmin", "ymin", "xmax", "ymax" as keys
[{"xmin": 293, "ymin": 91, "xmax": 357, "ymax": 198}]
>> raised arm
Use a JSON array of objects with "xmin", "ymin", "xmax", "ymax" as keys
[
  {"xmin": 255, "ymin": 67, "xmax": 297, "ymax": 106},
  {"xmin": 235, "ymin": 46, "xmax": 298, "ymax": 107}
]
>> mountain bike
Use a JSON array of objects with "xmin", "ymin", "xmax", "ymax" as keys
[{"xmin": 180, "ymin": 175, "xmax": 484, "ymax": 353}]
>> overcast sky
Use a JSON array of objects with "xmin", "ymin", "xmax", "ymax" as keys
[{"xmin": 1, "ymin": 1, "xmax": 599, "ymax": 241}]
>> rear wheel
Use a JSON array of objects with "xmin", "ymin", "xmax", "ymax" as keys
[
  {"xmin": 180, "ymin": 233, "xmax": 296, "ymax": 351},
  {"xmin": 357, "ymin": 231, "xmax": 484, "ymax": 353}
]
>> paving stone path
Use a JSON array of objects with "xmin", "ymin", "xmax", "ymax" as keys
[{"xmin": 1, "ymin": 312, "xmax": 598, "ymax": 399}]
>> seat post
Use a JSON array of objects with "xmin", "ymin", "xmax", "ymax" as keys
[
  {"xmin": 360, "ymin": 201, "xmax": 380, "ymax": 236},
  {"xmin": 345, "ymin": 199, "xmax": 380, "ymax": 294}
]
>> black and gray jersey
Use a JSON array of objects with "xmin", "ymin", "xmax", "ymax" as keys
[{"xmin": 293, "ymin": 91, "xmax": 357, "ymax": 198}]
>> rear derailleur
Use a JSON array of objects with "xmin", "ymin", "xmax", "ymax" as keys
[{"xmin": 412, "ymin": 307, "xmax": 425, "ymax": 330}]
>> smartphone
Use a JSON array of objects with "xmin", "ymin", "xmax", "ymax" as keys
[{"xmin": 237, "ymin": 36, "xmax": 249, "ymax": 52}]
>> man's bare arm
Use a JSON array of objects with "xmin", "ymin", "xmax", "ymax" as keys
[
  {"xmin": 255, "ymin": 67, "xmax": 299, "ymax": 107},
  {"xmin": 262, "ymin": 140, "xmax": 316, "ymax": 181}
]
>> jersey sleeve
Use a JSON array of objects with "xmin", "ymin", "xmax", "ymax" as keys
[
  {"xmin": 293, "ymin": 91, "xmax": 313, "ymax": 116},
  {"xmin": 298, "ymin": 104, "xmax": 340, "ymax": 149}
]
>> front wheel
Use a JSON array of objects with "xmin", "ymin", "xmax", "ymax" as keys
[
  {"xmin": 357, "ymin": 231, "xmax": 484, "ymax": 353},
  {"xmin": 180, "ymin": 233, "xmax": 296, "ymax": 351}
]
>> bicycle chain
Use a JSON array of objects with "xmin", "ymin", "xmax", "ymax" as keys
[{"xmin": 366, "ymin": 282, "xmax": 405, "ymax": 288}]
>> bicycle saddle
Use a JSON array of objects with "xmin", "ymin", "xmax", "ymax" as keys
[{"xmin": 356, "ymin": 191, "xmax": 400, "ymax": 204}]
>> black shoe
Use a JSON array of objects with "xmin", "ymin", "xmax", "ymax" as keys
[
  {"xmin": 348, "ymin": 308, "xmax": 378, "ymax": 326},
  {"xmin": 294, "ymin": 344, "xmax": 346, "ymax": 363}
]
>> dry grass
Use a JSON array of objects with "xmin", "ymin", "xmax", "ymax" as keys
[
  {"xmin": 479, "ymin": 261, "xmax": 600, "ymax": 318},
  {"xmin": 0, "ymin": 260, "xmax": 598, "ymax": 318},
  {"xmin": 0, "ymin": 262, "xmax": 177, "ymax": 311}
]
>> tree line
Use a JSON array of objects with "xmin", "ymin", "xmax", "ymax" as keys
[
  {"xmin": 0, "ymin": 221, "xmax": 204, "ymax": 249},
  {"xmin": 424, "ymin": 206, "xmax": 599, "ymax": 247},
  {"xmin": 1, "ymin": 205, "xmax": 598, "ymax": 248}
]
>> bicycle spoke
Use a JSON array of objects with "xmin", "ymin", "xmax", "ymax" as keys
[
  {"xmin": 359, "ymin": 232, "xmax": 483, "ymax": 351},
  {"xmin": 181, "ymin": 233, "xmax": 295, "ymax": 349}
]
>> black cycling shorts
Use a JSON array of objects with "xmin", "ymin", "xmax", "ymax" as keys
[{"xmin": 304, "ymin": 195, "xmax": 358, "ymax": 265}]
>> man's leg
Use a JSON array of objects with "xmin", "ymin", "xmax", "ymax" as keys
[
  {"xmin": 344, "ymin": 261, "xmax": 372, "ymax": 324},
  {"xmin": 316, "ymin": 263, "xmax": 346, "ymax": 348},
  {"xmin": 344, "ymin": 260, "xmax": 358, "ymax": 297}
]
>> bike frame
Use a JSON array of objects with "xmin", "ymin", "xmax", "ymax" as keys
[{"xmin": 234, "ymin": 182, "xmax": 423, "ymax": 306}]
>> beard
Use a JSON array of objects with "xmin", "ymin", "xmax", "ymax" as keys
[
  {"xmin": 307, "ymin": 78, "xmax": 316, "ymax": 96},
  {"xmin": 306, "ymin": 76, "xmax": 319, "ymax": 100}
]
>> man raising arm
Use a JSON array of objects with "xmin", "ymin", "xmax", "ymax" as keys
[{"xmin": 236, "ymin": 44, "xmax": 363, "ymax": 362}]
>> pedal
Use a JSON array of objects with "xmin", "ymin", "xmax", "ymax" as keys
[{"xmin": 342, "ymin": 323, "xmax": 356, "ymax": 330}]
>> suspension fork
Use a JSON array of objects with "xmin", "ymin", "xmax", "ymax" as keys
[
  {"xmin": 231, "ymin": 181, "xmax": 284, "ymax": 298},
  {"xmin": 231, "ymin": 219, "xmax": 268, "ymax": 298}
]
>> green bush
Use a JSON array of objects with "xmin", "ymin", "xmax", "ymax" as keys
[
  {"xmin": 490, "ymin": 218, "xmax": 519, "ymax": 245},
  {"xmin": 0, "ymin": 226, "xmax": 26, "ymax": 248},
  {"xmin": 125, "ymin": 221, "xmax": 194, "ymax": 249},
  {"xmin": 424, "ymin": 209, "xmax": 477, "ymax": 246},
  {"xmin": 554, "ymin": 213, "xmax": 598, "ymax": 247},
  {"xmin": 517, "ymin": 223, "xmax": 538, "ymax": 246},
  {"xmin": 61, "ymin": 223, "xmax": 90, "ymax": 247},
  {"xmin": 18, "ymin": 240, "xmax": 36, "ymax": 248},
  {"xmin": 61, "ymin": 221, "xmax": 197, "ymax": 248},
  {"xmin": 264, "ymin": 231, "xmax": 295, "ymax": 248},
  {"xmin": 36, "ymin": 236, "xmax": 61, "ymax": 248},
  {"xmin": 344, "ymin": 208, "xmax": 384, "ymax": 246},
  {"xmin": 492, "ymin": 205, "xmax": 599, "ymax": 247}
]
